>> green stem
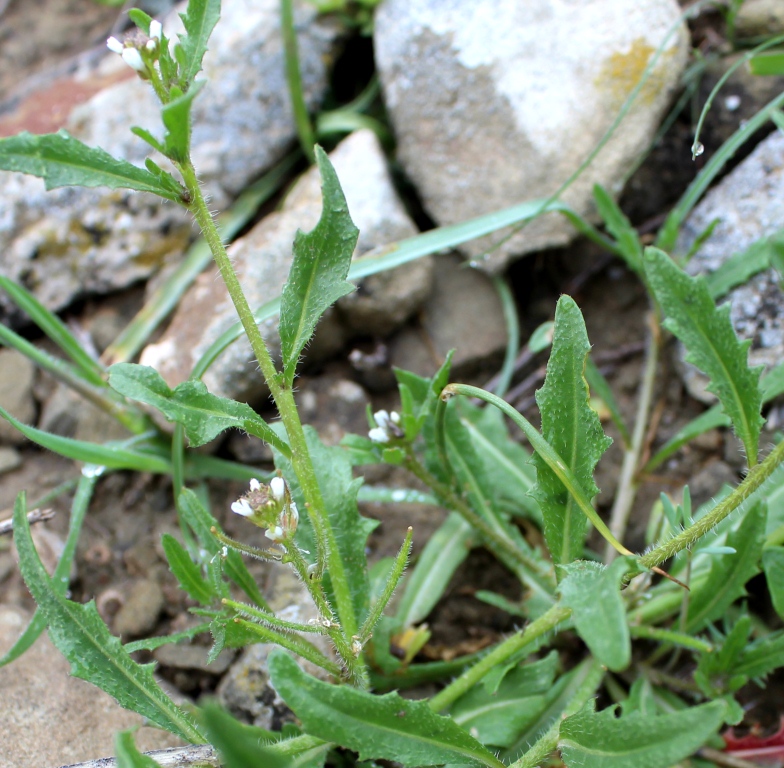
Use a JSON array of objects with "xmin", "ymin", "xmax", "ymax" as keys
[
  {"xmin": 442, "ymin": 384, "xmax": 632, "ymax": 557},
  {"xmin": 604, "ymin": 311, "xmax": 660, "ymax": 563},
  {"xmin": 428, "ymin": 603, "xmax": 571, "ymax": 712},
  {"xmin": 508, "ymin": 656, "xmax": 604, "ymax": 768},
  {"xmin": 280, "ymin": 0, "xmax": 315, "ymax": 163},
  {"xmin": 179, "ymin": 160, "xmax": 363, "ymax": 677},
  {"xmin": 640, "ymin": 438, "xmax": 784, "ymax": 569},
  {"xmin": 628, "ymin": 623, "xmax": 712, "ymax": 653}
]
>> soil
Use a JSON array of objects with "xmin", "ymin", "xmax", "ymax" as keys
[{"xmin": 0, "ymin": 0, "xmax": 780, "ymax": 750}]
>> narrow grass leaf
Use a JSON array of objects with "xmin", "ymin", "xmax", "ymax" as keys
[
  {"xmin": 644, "ymin": 247, "xmax": 763, "ymax": 466},
  {"xmin": 269, "ymin": 651, "xmax": 505, "ymax": 768},
  {"xmin": 585, "ymin": 358, "xmax": 630, "ymax": 447},
  {"xmin": 558, "ymin": 558, "xmax": 632, "ymax": 671},
  {"xmin": 533, "ymin": 296, "xmax": 612, "ymax": 566},
  {"xmin": 279, "ymin": 146, "xmax": 358, "ymax": 385},
  {"xmin": 559, "ymin": 699, "xmax": 727, "ymax": 768},
  {"xmin": 115, "ymin": 731, "xmax": 163, "ymax": 768},
  {"xmin": 593, "ymin": 184, "xmax": 642, "ymax": 274},
  {"xmin": 749, "ymin": 52, "xmax": 784, "ymax": 76},
  {"xmin": 704, "ymin": 230, "xmax": 784, "ymax": 300},
  {"xmin": 395, "ymin": 512, "xmax": 473, "ymax": 629},
  {"xmin": 687, "ymin": 500, "xmax": 766, "ymax": 632},
  {"xmin": 12, "ymin": 493, "xmax": 204, "ymax": 743},
  {"xmin": 161, "ymin": 533, "xmax": 215, "ymax": 605},
  {"xmin": 0, "ymin": 131, "xmax": 183, "ymax": 202},
  {"xmin": 175, "ymin": 0, "xmax": 221, "ymax": 87},
  {"xmin": 108, "ymin": 363, "xmax": 289, "ymax": 455},
  {"xmin": 124, "ymin": 622, "xmax": 211, "ymax": 653}
]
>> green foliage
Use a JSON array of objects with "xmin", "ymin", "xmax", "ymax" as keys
[
  {"xmin": 115, "ymin": 731, "xmax": 163, "ymax": 768},
  {"xmin": 558, "ymin": 699, "xmax": 727, "ymax": 768},
  {"xmin": 161, "ymin": 533, "xmax": 216, "ymax": 605},
  {"xmin": 644, "ymin": 247, "xmax": 764, "ymax": 466},
  {"xmin": 533, "ymin": 295, "xmax": 612, "ymax": 566},
  {"xmin": 279, "ymin": 146, "xmax": 359, "ymax": 385},
  {"xmin": 558, "ymin": 559, "xmax": 633, "ymax": 671},
  {"xmin": 174, "ymin": 0, "xmax": 222, "ymax": 88},
  {"xmin": 593, "ymin": 184, "xmax": 642, "ymax": 275},
  {"xmin": 763, "ymin": 546, "xmax": 784, "ymax": 620},
  {"xmin": 161, "ymin": 81, "xmax": 205, "ymax": 161},
  {"xmin": 13, "ymin": 493, "xmax": 204, "ymax": 744},
  {"xmin": 0, "ymin": 131, "xmax": 184, "ymax": 202},
  {"xmin": 269, "ymin": 651, "xmax": 505, "ymax": 768},
  {"xmin": 108, "ymin": 363, "xmax": 289, "ymax": 455}
]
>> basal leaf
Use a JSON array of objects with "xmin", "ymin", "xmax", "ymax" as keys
[
  {"xmin": 109, "ymin": 363, "xmax": 289, "ymax": 456},
  {"xmin": 558, "ymin": 558, "xmax": 632, "ymax": 671},
  {"xmin": 178, "ymin": 488, "xmax": 269, "ymax": 610},
  {"xmin": 200, "ymin": 701, "xmax": 291, "ymax": 768},
  {"xmin": 161, "ymin": 533, "xmax": 216, "ymax": 605},
  {"xmin": 12, "ymin": 493, "xmax": 204, "ymax": 743},
  {"xmin": 735, "ymin": 628, "xmax": 784, "ymax": 679},
  {"xmin": 763, "ymin": 546, "xmax": 784, "ymax": 621},
  {"xmin": 687, "ymin": 500, "xmax": 766, "ymax": 632},
  {"xmin": 175, "ymin": 0, "xmax": 221, "ymax": 87},
  {"xmin": 273, "ymin": 428, "xmax": 377, "ymax": 624},
  {"xmin": 115, "ymin": 730, "xmax": 164, "ymax": 768},
  {"xmin": 0, "ymin": 131, "xmax": 183, "ymax": 202},
  {"xmin": 559, "ymin": 699, "xmax": 727, "ymax": 768},
  {"xmin": 532, "ymin": 296, "xmax": 612, "ymax": 566},
  {"xmin": 269, "ymin": 651, "xmax": 505, "ymax": 768},
  {"xmin": 395, "ymin": 512, "xmax": 473, "ymax": 629},
  {"xmin": 644, "ymin": 247, "xmax": 764, "ymax": 466},
  {"xmin": 279, "ymin": 146, "xmax": 359, "ymax": 385},
  {"xmin": 449, "ymin": 652, "xmax": 558, "ymax": 748},
  {"xmin": 593, "ymin": 184, "xmax": 642, "ymax": 275}
]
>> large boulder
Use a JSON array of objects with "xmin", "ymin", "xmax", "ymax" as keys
[{"xmin": 374, "ymin": 0, "xmax": 689, "ymax": 271}]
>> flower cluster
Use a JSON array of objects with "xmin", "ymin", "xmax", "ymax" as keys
[
  {"xmin": 106, "ymin": 19, "xmax": 163, "ymax": 76},
  {"xmin": 368, "ymin": 410, "xmax": 403, "ymax": 444},
  {"xmin": 231, "ymin": 477, "xmax": 298, "ymax": 543}
]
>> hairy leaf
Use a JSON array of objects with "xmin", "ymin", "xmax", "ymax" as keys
[
  {"xmin": 395, "ymin": 512, "xmax": 473, "ymax": 629},
  {"xmin": 764, "ymin": 547, "xmax": 784, "ymax": 621},
  {"xmin": 735, "ymin": 629, "xmax": 784, "ymax": 679},
  {"xmin": 109, "ymin": 363, "xmax": 289, "ymax": 456},
  {"xmin": 279, "ymin": 147, "xmax": 358, "ymax": 384},
  {"xmin": 269, "ymin": 651, "xmax": 505, "ymax": 768},
  {"xmin": 161, "ymin": 81, "xmax": 205, "ymax": 161},
  {"xmin": 0, "ymin": 131, "xmax": 183, "ymax": 202},
  {"xmin": 274, "ymin": 427, "xmax": 377, "ymax": 623},
  {"xmin": 559, "ymin": 699, "xmax": 727, "ymax": 768},
  {"xmin": 12, "ymin": 493, "xmax": 204, "ymax": 743},
  {"xmin": 687, "ymin": 500, "xmax": 766, "ymax": 632},
  {"xmin": 704, "ymin": 229, "xmax": 784, "ymax": 299},
  {"xmin": 450, "ymin": 652, "xmax": 558, "ymax": 747},
  {"xmin": 175, "ymin": 0, "xmax": 221, "ymax": 87},
  {"xmin": 644, "ymin": 247, "xmax": 763, "ymax": 466},
  {"xmin": 161, "ymin": 533, "xmax": 215, "ymax": 605},
  {"xmin": 533, "ymin": 296, "xmax": 612, "ymax": 566},
  {"xmin": 115, "ymin": 731, "xmax": 163, "ymax": 768},
  {"xmin": 558, "ymin": 558, "xmax": 632, "ymax": 671}
]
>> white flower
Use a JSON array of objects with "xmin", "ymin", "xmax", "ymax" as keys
[
  {"xmin": 249, "ymin": 478, "xmax": 261, "ymax": 492},
  {"xmin": 374, "ymin": 410, "xmax": 391, "ymax": 430},
  {"xmin": 231, "ymin": 499, "xmax": 254, "ymax": 517},
  {"xmin": 265, "ymin": 525, "xmax": 284, "ymax": 542},
  {"xmin": 390, "ymin": 411, "xmax": 401, "ymax": 425},
  {"xmin": 121, "ymin": 47, "xmax": 147, "ymax": 73},
  {"xmin": 106, "ymin": 36, "xmax": 124, "ymax": 54},
  {"xmin": 270, "ymin": 476, "xmax": 286, "ymax": 501},
  {"xmin": 369, "ymin": 427, "xmax": 390, "ymax": 443},
  {"xmin": 288, "ymin": 501, "xmax": 299, "ymax": 525},
  {"xmin": 145, "ymin": 40, "xmax": 157, "ymax": 52},
  {"xmin": 149, "ymin": 20, "xmax": 163, "ymax": 40}
]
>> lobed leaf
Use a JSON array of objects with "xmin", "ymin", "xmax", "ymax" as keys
[
  {"xmin": 175, "ymin": 0, "xmax": 221, "ymax": 87},
  {"xmin": 644, "ymin": 247, "xmax": 763, "ymax": 466},
  {"xmin": 532, "ymin": 296, "xmax": 612, "ymax": 566},
  {"xmin": 559, "ymin": 699, "xmax": 727, "ymax": 768},
  {"xmin": 12, "ymin": 493, "xmax": 204, "ymax": 743},
  {"xmin": 269, "ymin": 651, "xmax": 505, "ymax": 768},
  {"xmin": 279, "ymin": 146, "xmax": 359, "ymax": 385},
  {"xmin": 558, "ymin": 558, "xmax": 632, "ymax": 671},
  {"xmin": 108, "ymin": 363, "xmax": 289, "ymax": 456},
  {"xmin": 0, "ymin": 131, "xmax": 183, "ymax": 202},
  {"xmin": 161, "ymin": 81, "xmax": 205, "ymax": 162},
  {"xmin": 687, "ymin": 500, "xmax": 766, "ymax": 632},
  {"xmin": 735, "ymin": 628, "xmax": 784, "ymax": 679}
]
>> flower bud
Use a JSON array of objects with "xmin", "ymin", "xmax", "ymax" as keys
[
  {"xmin": 106, "ymin": 36, "xmax": 124, "ymax": 54},
  {"xmin": 149, "ymin": 20, "xmax": 163, "ymax": 40},
  {"xmin": 121, "ymin": 47, "xmax": 147, "ymax": 73},
  {"xmin": 270, "ymin": 476, "xmax": 286, "ymax": 502}
]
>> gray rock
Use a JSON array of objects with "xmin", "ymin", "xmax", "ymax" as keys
[
  {"xmin": 677, "ymin": 131, "xmax": 784, "ymax": 403},
  {"xmin": 153, "ymin": 643, "xmax": 236, "ymax": 674},
  {"xmin": 113, "ymin": 578, "xmax": 166, "ymax": 638},
  {"xmin": 0, "ymin": 605, "xmax": 182, "ymax": 766},
  {"xmin": 141, "ymin": 130, "xmax": 431, "ymax": 401},
  {"xmin": 374, "ymin": 0, "xmax": 688, "ymax": 271},
  {"xmin": 0, "ymin": 0, "xmax": 343, "ymax": 321},
  {"xmin": 389, "ymin": 253, "xmax": 507, "ymax": 376},
  {"xmin": 294, "ymin": 373, "xmax": 371, "ymax": 446},
  {"xmin": 0, "ymin": 349, "xmax": 36, "ymax": 445},
  {"xmin": 735, "ymin": 0, "xmax": 784, "ymax": 37},
  {"xmin": 0, "ymin": 446, "xmax": 21, "ymax": 474}
]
